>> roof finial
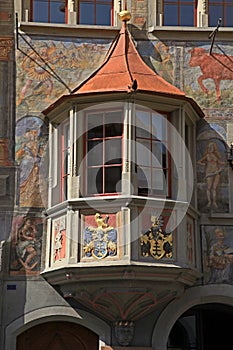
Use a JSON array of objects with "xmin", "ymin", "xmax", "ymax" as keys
[{"xmin": 118, "ymin": 0, "xmax": 131, "ymax": 22}]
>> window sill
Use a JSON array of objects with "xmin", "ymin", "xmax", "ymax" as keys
[
  {"xmin": 19, "ymin": 21, "xmax": 120, "ymax": 39},
  {"xmin": 148, "ymin": 25, "xmax": 233, "ymax": 41}
]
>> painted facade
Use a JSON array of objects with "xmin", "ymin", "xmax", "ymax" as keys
[{"xmin": 1, "ymin": 0, "xmax": 233, "ymax": 349}]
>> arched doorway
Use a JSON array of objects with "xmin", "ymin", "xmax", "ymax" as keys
[
  {"xmin": 168, "ymin": 303, "xmax": 233, "ymax": 349},
  {"xmin": 17, "ymin": 321, "xmax": 98, "ymax": 350}
]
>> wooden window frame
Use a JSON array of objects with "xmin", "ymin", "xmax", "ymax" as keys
[
  {"xmin": 78, "ymin": 0, "xmax": 114, "ymax": 25},
  {"xmin": 30, "ymin": 0, "xmax": 67, "ymax": 23},
  {"xmin": 163, "ymin": 0, "xmax": 197, "ymax": 26},
  {"xmin": 84, "ymin": 109, "xmax": 123, "ymax": 196},
  {"xmin": 136, "ymin": 109, "xmax": 171, "ymax": 198},
  {"xmin": 209, "ymin": 0, "xmax": 233, "ymax": 27},
  {"xmin": 61, "ymin": 121, "xmax": 70, "ymax": 201}
]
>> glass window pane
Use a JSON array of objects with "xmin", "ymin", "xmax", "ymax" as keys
[
  {"xmin": 105, "ymin": 139, "xmax": 122, "ymax": 164},
  {"xmin": 164, "ymin": 5, "xmax": 178, "ymax": 26},
  {"xmin": 162, "ymin": 144, "xmax": 167, "ymax": 168},
  {"xmin": 80, "ymin": 3, "xmax": 94, "ymax": 24},
  {"xmin": 138, "ymin": 167, "xmax": 150, "ymax": 191},
  {"xmin": 33, "ymin": 0, "xmax": 48, "ymax": 22},
  {"xmin": 180, "ymin": 5, "xmax": 194, "ymax": 26},
  {"xmin": 152, "ymin": 142, "xmax": 162, "ymax": 167},
  {"xmin": 137, "ymin": 140, "xmax": 150, "ymax": 167},
  {"xmin": 152, "ymin": 168, "xmax": 165, "ymax": 190},
  {"xmin": 63, "ymin": 149, "xmax": 70, "ymax": 175},
  {"xmin": 136, "ymin": 111, "xmax": 150, "ymax": 138},
  {"xmin": 105, "ymin": 112, "xmax": 123, "ymax": 137},
  {"xmin": 96, "ymin": 4, "xmax": 111, "ymax": 25},
  {"xmin": 105, "ymin": 123, "xmax": 122, "ymax": 137},
  {"xmin": 88, "ymin": 114, "xmax": 103, "ymax": 138},
  {"xmin": 105, "ymin": 166, "xmax": 121, "ymax": 193},
  {"xmin": 88, "ymin": 140, "xmax": 103, "ymax": 165},
  {"xmin": 209, "ymin": 6, "xmax": 223, "ymax": 27},
  {"xmin": 50, "ymin": 1, "xmax": 65, "ymax": 23},
  {"xmin": 152, "ymin": 113, "xmax": 166, "ymax": 140},
  {"xmin": 88, "ymin": 167, "xmax": 103, "ymax": 194},
  {"xmin": 226, "ymin": 7, "xmax": 233, "ymax": 26}
]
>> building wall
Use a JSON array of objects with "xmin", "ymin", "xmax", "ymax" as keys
[{"xmin": 1, "ymin": 0, "xmax": 233, "ymax": 349}]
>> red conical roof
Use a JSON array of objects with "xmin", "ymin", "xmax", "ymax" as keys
[
  {"xmin": 72, "ymin": 21, "xmax": 185, "ymax": 96},
  {"xmin": 43, "ymin": 19, "xmax": 204, "ymax": 118}
]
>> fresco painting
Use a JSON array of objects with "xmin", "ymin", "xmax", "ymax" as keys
[
  {"xmin": 187, "ymin": 215, "xmax": 195, "ymax": 266},
  {"xmin": 196, "ymin": 121, "xmax": 228, "ymax": 212},
  {"xmin": 10, "ymin": 216, "xmax": 43, "ymax": 275},
  {"xmin": 202, "ymin": 226, "xmax": 233, "ymax": 284},
  {"xmin": 16, "ymin": 37, "xmax": 233, "ymax": 112},
  {"xmin": 137, "ymin": 39, "xmax": 174, "ymax": 85},
  {"xmin": 15, "ymin": 116, "xmax": 48, "ymax": 208},
  {"xmin": 16, "ymin": 37, "xmax": 110, "ymax": 116},
  {"xmin": 184, "ymin": 44, "xmax": 233, "ymax": 107},
  {"xmin": 139, "ymin": 40, "xmax": 233, "ymax": 109}
]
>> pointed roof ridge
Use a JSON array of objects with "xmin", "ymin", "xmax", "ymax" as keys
[{"xmin": 71, "ymin": 21, "xmax": 185, "ymax": 97}]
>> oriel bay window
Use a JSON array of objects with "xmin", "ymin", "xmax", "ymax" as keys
[
  {"xmin": 136, "ymin": 109, "xmax": 170, "ymax": 197},
  {"xmin": 85, "ymin": 110, "xmax": 123, "ymax": 195}
]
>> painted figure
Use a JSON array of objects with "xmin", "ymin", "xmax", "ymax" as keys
[
  {"xmin": 187, "ymin": 221, "xmax": 194, "ymax": 264},
  {"xmin": 208, "ymin": 228, "xmax": 233, "ymax": 283},
  {"xmin": 16, "ymin": 217, "xmax": 41, "ymax": 271},
  {"xmin": 198, "ymin": 142, "xmax": 225, "ymax": 208},
  {"xmin": 154, "ymin": 41, "xmax": 174, "ymax": 83},
  {"xmin": 54, "ymin": 230, "xmax": 63, "ymax": 260},
  {"xmin": 16, "ymin": 119, "xmax": 47, "ymax": 208}
]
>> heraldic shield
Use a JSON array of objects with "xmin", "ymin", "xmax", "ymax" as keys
[
  {"xmin": 140, "ymin": 215, "xmax": 172, "ymax": 260},
  {"xmin": 83, "ymin": 213, "xmax": 117, "ymax": 259}
]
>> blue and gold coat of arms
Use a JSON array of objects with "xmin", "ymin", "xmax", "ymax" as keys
[{"xmin": 83, "ymin": 213, "xmax": 117, "ymax": 259}]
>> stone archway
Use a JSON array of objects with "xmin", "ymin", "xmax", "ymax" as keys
[
  {"xmin": 17, "ymin": 321, "xmax": 98, "ymax": 350},
  {"xmin": 152, "ymin": 284, "xmax": 233, "ymax": 350},
  {"xmin": 167, "ymin": 303, "xmax": 233, "ymax": 349}
]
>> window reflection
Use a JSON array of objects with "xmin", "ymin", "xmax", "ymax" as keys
[
  {"xmin": 32, "ymin": 0, "xmax": 65, "ymax": 23},
  {"xmin": 79, "ymin": 0, "xmax": 112, "ymax": 25},
  {"xmin": 86, "ymin": 110, "xmax": 122, "ymax": 195},
  {"xmin": 136, "ymin": 109, "xmax": 169, "ymax": 197}
]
